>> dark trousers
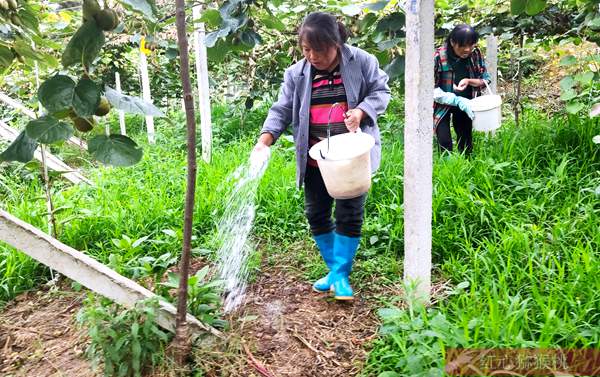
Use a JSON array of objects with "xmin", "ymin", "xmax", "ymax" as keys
[
  {"xmin": 304, "ymin": 165, "xmax": 366, "ymax": 238},
  {"xmin": 436, "ymin": 107, "xmax": 473, "ymax": 154}
]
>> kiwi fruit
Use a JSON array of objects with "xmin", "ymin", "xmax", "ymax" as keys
[
  {"xmin": 94, "ymin": 8, "xmax": 119, "ymax": 31},
  {"xmin": 94, "ymin": 97, "xmax": 111, "ymax": 116},
  {"xmin": 72, "ymin": 116, "xmax": 95, "ymax": 132}
]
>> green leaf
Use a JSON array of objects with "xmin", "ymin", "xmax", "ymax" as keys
[
  {"xmin": 38, "ymin": 75, "xmax": 76, "ymax": 114},
  {"xmin": 73, "ymin": 78, "xmax": 101, "ymax": 117},
  {"xmin": 131, "ymin": 338, "xmax": 142, "ymax": 360},
  {"xmin": 575, "ymin": 71, "xmax": 594, "ymax": 85},
  {"xmin": 560, "ymin": 89, "xmax": 577, "ymax": 101},
  {"xmin": 104, "ymin": 86, "xmax": 164, "ymax": 117},
  {"xmin": 260, "ymin": 16, "xmax": 285, "ymax": 31},
  {"xmin": 378, "ymin": 372, "xmax": 401, "ymax": 377},
  {"xmin": 359, "ymin": 13, "xmax": 378, "ymax": 32},
  {"xmin": 455, "ymin": 281, "xmax": 470, "ymax": 290},
  {"xmin": 383, "ymin": 56, "xmax": 405, "ymax": 81},
  {"xmin": 525, "ymin": 0, "xmax": 546, "ymax": 16},
  {"xmin": 559, "ymin": 76, "xmax": 575, "ymax": 91},
  {"xmin": 13, "ymin": 40, "xmax": 44, "ymax": 62},
  {"xmin": 222, "ymin": 14, "xmax": 248, "ymax": 33},
  {"xmin": 25, "ymin": 116, "xmax": 73, "ymax": 144},
  {"xmin": 219, "ymin": 0, "xmax": 243, "ymax": 18},
  {"xmin": 199, "ymin": 9, "xmax": 222, "ymax": 28},
  {"xmin": 240, "ymin": 30, "xmax": 262, "ymax": 47},
  {"xmin": 374, "ymin": 50, "xmax": 390, "ymax": 66},
  {"xmin": 589, "ymin": 17, "xmax": 600, "ymax": 30},
  {"xmin": 194, "ymin": 266, "xmax": 210, "ymax": 281},
  {"xmin": 511, "ymin": 0, "xmax": 546, "ymax": 15},
  {"xmin": 365, "ymin": 1, "xmax": 389, "ymax": 11},
  {"xmin": 592, "ymin": 135, "xmax": 600, "ymax": 144},
  {"xmin": 62, "ymin": 19, "xmax": 106, "ymax": 68},
  {"xmin": 340, "ymin": 4, "xmax": 363, "ymax": 16},
  {"xmin": 0, "ymin": 46, "xmax": 14, "ymax": 70},
  {"xmin": 205, "ymin": 28, "xmax": 230, "ymax": 48},
  {"xmin": 88, "ymin": 134, "xmax": 143, "ymax": 166},
  {"xmin": 165, "ymin": 47, "xmax": 179, "ymax": 59},
  {"xmin": 0, "ymin": 131, "xmax": 38, "ymax": 163},
  {"xmin": 375, "ymin": 12, "xmax": 405, "ymax": 34},
  {"xmin": 17, "ymin": 8, "xmax": 40, "ymax": 34},
  {"xmin": 207, "ymin": 39, "xmax": 231, "ymax": 63},
  {"xmin": 559, "ymin": 55, "xmax": 577, "ymax": 66},
  {"xmin": 119, "ymin": 0, "xmax": 156, "ymax": 21},
  {"xmin": 511, "ymin": 0, "xmax": 526, "ymax": 14},
  {"xmin": 377, "ymin": 38, "xmax": 401, "ymax": 51},
  {"xmin": 377, "ymin": 307, "xmax": 403, "ymax": 320},
  {"xmin": 566, "ymin": 101, "xmax": 584, "ymax": 114}
]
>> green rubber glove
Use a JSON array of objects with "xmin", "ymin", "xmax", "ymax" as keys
[{"xmin": 433, "ymin": 88, "xmax": 475, "ymax": 119}]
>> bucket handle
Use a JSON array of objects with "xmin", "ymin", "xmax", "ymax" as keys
[
  {"xmin": 483, "ymin": 79, "xmax": 494, "ymax": 95},
  {"xmin": 320, "ymin": 102, "xmax": 345, "ymax": 160}
]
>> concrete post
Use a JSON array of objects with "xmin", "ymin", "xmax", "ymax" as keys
[
  {"xmin": 485, "ymin": 34, "xmax": 498, "ymax": 94},
  {"xmin": 403, "ymin": 0, "xmax": 434, "ymax": 303}
]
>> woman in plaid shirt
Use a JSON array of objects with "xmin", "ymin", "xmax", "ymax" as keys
[{"xmin": 433, "ymin": 24, "xmax": 491, "ymax": 155}]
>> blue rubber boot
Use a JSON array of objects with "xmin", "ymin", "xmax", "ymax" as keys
[
  {"xmin": 311, "ymin": 231, "xmax": 335, "ymax": 293},
  {"xmin": 330, "ymin": 232, "xmax": 360, "ymax": 300}
]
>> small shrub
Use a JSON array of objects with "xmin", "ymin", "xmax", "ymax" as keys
[{"xmin": 77, "ymin": 295, "xmax": 171, "ymax": 377}]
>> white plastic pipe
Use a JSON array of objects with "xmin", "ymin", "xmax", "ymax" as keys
[
  {"xmin": 193, "ymin": 7, "xmax": 213, "ymax": 163},
  {"xmin": 115, "ymin": 72, "xmax": 127, "ymax": 136},
  {"xmin": 139, "ymin": 51, "xmax": 155, "ymax": 144}
]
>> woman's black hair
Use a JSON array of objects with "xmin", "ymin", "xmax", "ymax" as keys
[
  {"xmin": 446, "ymin": 24, "xmax": 479, "ymax": 48},
  {"xmin": 298, "ymin": 12, "xmax": 349, "ymax": 52}
]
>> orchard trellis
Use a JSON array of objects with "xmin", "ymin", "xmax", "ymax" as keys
[{"xmin": 0, "ymin": 209, "xmax": 221, "ymax": 337}]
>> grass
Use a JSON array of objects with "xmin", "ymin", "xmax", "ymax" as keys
[
  {"xmin": 1, "ymin": 96, "xmax": 599, "ymax": 376},
  {"xmin": 363, "ymin": 113, "xmax": 600, "ymax": 376}
]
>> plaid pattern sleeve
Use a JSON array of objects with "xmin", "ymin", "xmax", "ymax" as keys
[{"xmin": 433, "ymin": 46, "xmax": 491, "ymax": 129}]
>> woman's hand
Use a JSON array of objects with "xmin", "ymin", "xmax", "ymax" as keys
[
  {"xmin": 344, "ymin": 108, "xmax": 365, "ymax": 132},
  {"xmin": 252, "ymin": 133, "xmax": 274, "ymax": 154},
  {"xmin": 253, "ymin": 141, "xmax": 269, "ymax": 154},
  {"xmin": 455, "ymin": 78, "xmax": 484, "ymax": 92}
]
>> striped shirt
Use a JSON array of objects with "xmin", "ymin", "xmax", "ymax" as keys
[{"xmin": 308, "ymin": 64, "xmax": 348, "ymax": 167}]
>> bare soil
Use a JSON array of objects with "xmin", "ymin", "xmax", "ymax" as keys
[
  {"xmin": 0, "ymin": 265, "xmax": 383, "ymax": 377},
  {"xmin": 0, "ymin": 284, "xmax": 97, "ymax": 377}
]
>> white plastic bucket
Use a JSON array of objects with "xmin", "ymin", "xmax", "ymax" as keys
[
  {"xmin": 471, "ymin": 94, "xmax": 502, "ymax": 132},
  {"xmin": 308, "ymin": 130, "xmax": 375, "ymax": 199}
]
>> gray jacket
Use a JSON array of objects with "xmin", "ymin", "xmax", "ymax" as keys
[{"xmin": 260, "ymin": 44, "xmax": 391, "ymax": 188}]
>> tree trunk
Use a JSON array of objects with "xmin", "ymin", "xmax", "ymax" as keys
[
  {"xmin": 514, "ymin": 33, "xmax": 524, "ymax": 127},
  {"xmin": 403, "ymin": 0, "xmax": 434, "ymax": 304},
  {"xmin": 40, "ymin": 145, "xmax": 57, "ymax": 238},
  {"xmin": 172, "ymin": 0, "xmax": 197, "ymax": 365}
]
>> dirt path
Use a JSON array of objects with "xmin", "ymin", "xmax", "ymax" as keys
[
  {"xmin": 0, "ymin": 266, "xmax": 382, "ymax": 377},
  {"xmin": 0, "ymin": 285, "xmax": 97, "ymax": 377},
  {"xmin": 196, "ymin": 266, "xmax": 381, "ymax": 377}
]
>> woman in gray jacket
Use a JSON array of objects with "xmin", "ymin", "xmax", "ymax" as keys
[{"xmin": 253, "ymin": 12, "xmax": 390, "ymax": 300}]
